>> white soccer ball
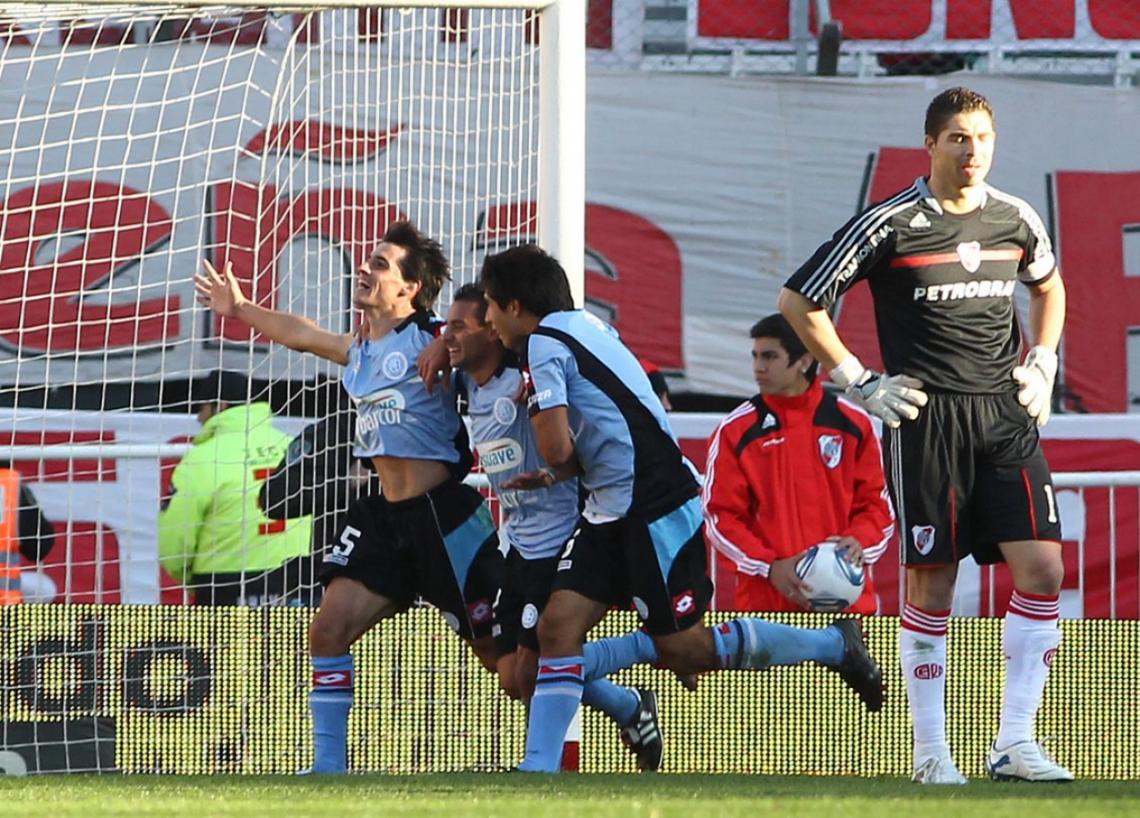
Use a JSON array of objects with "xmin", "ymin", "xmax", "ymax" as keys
[{"xmin": 794, "ymin": 541, "xmax": 865, "ymax": 612}]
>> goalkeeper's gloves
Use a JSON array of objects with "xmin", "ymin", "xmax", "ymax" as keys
[
  {"xmin": 830, "ymin": 356, "xmax": 928, "ymax": 429},
  {"xmin": 1012, "ymin": 345, "xmax": 1058, "ymax": 428}
]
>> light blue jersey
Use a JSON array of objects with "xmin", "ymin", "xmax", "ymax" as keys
[
  {"xmin": 456, "ymin": 360, "xmax": 578, "ymax": 559},
  {"xmin": 524, "ymin": 310, "xmax": 698, "ymax": 521},
  {"xmin": 342, "ymin": 311, "xmax": 471, "ymax": 473}
]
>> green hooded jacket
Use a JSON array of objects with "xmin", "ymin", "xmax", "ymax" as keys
[{"xmin": 157, "ymin": 403, "xmax": 312, "ymax": 583}]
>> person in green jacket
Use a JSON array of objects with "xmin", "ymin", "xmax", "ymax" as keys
[{"xmin": 158, "ymin": 370, "xmax": 314, "ymax": 605}]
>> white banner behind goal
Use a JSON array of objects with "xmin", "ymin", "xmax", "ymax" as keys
[{"xmin": 0, "ymin": 4, "xmax": 557, "ymax": 390}]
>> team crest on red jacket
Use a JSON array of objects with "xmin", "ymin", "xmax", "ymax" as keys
[
  {"xmin": 956, "ymin": 241, "xmax": 982, "ymax": 273},
  {"xmin": 912, "ymin": 525, "xmax": 936, "ymax": 555},
  {"xmin": 818, "ymin": 434, "xmax": 843, "ymax": 469}
]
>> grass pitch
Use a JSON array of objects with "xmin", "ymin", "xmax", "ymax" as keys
[{"xmin": 0, "ymin": 774, "xmax": 1136, "ymax": 818}]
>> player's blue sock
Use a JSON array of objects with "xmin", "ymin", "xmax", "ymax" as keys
[
  {"xmin": 309, "ymin": 654, "xmax": 353, "ymax": 773},
  {"xmin": 711, "ymin": 619, "xmax": 844, "ymax": 670},
  {"xmin": 581, "ymin": 679, "xmax": 641, "ymax": 726},
  {"xmin": 583, "ymin": 630, "xmax": 657, "ymax": 680},
  {"xmin": 518, "ymin": 655, "xmax": 585, "ymax": 773}
]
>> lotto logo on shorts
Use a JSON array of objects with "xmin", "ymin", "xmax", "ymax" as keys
[
  {"xmin": 312, "ymin": 671, "xmax": 352, "ymax": 688},
  {"xmin": 672, "ymin": 591, "xmax": 695, "ymax": 616},
  {"xmin": 468, "ymin": 598, "xmax": 492, "ymax": 624},
  {"xmin": 913, "ymin": 663, "xmax": 944, "ymax": 680}
]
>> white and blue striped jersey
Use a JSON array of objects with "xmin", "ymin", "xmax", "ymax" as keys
[
  {"xmin": 342, "ymin": 311, "xmax": 471, "ymax": 471},
  {"xmin": 523, "ymin": 310, "xmax": 698, "ymax": 521},
  {"xmin": 456, "ymin": 361, "xmax": 578, "ymax": 559}
]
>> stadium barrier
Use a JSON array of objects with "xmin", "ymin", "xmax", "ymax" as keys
[{"xmin": 2, "ymin": 606, "xmax": 1136, "ymax": 778}]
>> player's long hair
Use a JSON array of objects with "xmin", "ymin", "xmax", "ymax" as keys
[
  {"xmin": 382, "ymin": 220, "xmax": 450, "ymax": 311},
  {"xmin": 480, "ymin": 244, "xmax": 574, "ymax": 317}
]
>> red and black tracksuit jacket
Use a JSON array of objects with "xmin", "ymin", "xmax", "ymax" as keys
[{"xmin": 701, "ymin": 379, "xmax": 894, "ymax": 614}]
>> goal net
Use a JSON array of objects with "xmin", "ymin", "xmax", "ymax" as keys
[{"xmin": 0, "ymin": 0, "xmax": 582, "ymax": 773}]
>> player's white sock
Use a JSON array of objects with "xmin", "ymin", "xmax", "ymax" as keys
[
  {"xmin": 900, "ymin": 603, "xmax": 950, "ymax": 761},
  {"xmin": 996, "ymin": 591, "xmax": 1061, "ymax": 750}
]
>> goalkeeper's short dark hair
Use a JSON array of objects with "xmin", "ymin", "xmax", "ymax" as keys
[
  {"xmin": 480, "ymin": 244, "xmax": 574, "ymax": 317},
  {"xmin": 924, "ymin": 86, "xmax": 994, "ymax": 139}
]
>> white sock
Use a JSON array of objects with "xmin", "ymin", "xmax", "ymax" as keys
[
  {"xmin": 996, "ymin": 591, "xmax": 1061, "ymax": 750},
  {"xmin": 900, "ymin": 603, "xmax": 950, "ymax": 762}
]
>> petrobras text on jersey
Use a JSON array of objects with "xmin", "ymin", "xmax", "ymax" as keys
[
  {"xmin": 476, "ymin": 438, "xmax": 524, "ymax": 474},
  {"xmin": 356, "ymin": 388, "xmax": 406, "ymax": 432},
  {"xmin": 914, "ymin": 279, "xmax": 1016, "ymax": 303}
]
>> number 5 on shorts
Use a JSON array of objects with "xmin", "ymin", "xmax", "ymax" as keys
[{"xmin": 332, "ymin": 525, "xmax": 361, "ymax": 560}]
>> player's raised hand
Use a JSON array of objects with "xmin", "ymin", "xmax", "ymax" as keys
[
  {"xmin": 830, "ymin": 356, "xmax": 928, "ymax": 428},
  {"xmin": 194, "ymin": 259, "xmax": 247, "ymax": 318},
  {"xmin": 1012, "ymin": 345, "xmax": 1058, "ymax": 428}
]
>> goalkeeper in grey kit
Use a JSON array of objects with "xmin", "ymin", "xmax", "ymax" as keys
[{"xmin": 779, "ymin": 87, "xmax": 1070, "ymax": 784}]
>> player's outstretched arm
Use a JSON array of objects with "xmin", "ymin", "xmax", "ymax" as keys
[{"xmin": 195, "ymin": 259, "xmax": 352, "ymax": 365}]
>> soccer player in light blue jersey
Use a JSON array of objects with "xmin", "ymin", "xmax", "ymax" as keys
[
  {"xmin": 195, "ymin": 222, "xmax": 503, "ymax": 774},
  {"xmin": 443, "ymin": 283, "xmax": 664, "ymax": 771},
  {"xmin": 480, "ymin": 245, "xmax": 886, "ymax": 773}
]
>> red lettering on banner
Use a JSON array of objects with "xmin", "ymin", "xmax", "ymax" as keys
[
  {"xmin": 1053, "ymin": 171, "xmax": 1140, "ymax": 413},
  {"xmin": 476, "ymin": 202, "xmax": 685, "ymax": 371},
  {"xmin": 587, "ymin": 0, "xmax": 615, "ymax": 50},
  {"xmin": 60, "ymin": 18, "xmax": 135, "ymax": 46},
  {"xmin": 0, "ymin": 431, "xmax": 116, "ymax": 482},
  {"xmin": 586, "ymin": 205, "xmax": 684, "ymax": 370},
  {"xmin": 1008, "ymin": 0, "xmax": 1075, "ymax": 38},
  {"xmin": 832, "ymin": 147, "xmax": 929, "ymax": 374},
  {"xmin": 1089, "ymin": 1, "xmax": 1140, "ymax": 39},
  {"xmin": 244, "ymin": 122, "xmax": 401, "ymax": 163},
  {"xmin": 697, "ymin": 0, "xmax": 1140, "ymax": 42},
  {"xmin": 0, "ymin": 19, "xmax": 32, "ymax": 46},
  {"xmin": 946, "ymin": 0, "xmax": 992, "ymax": 39},
  {"xmin": 0, "ymin": 181, "xmax": 177, "ymax": 353},
  {"xmin": 209, "ymin": 182, "xmax": 402, "ymax": 343},
  {"xmin": 697, "ymin": 1, "xmax": 814, "ymax": 40},
  {"xmin": 829, "ymin": 1, "xmax": 931, "ymax": 40}
]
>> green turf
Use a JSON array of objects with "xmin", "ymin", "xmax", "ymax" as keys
[{"xmin": 0, "ymin": 775, "xmax": 1136, "ymax": 818}]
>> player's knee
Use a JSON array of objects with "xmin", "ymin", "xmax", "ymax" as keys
[
  {"xmin": 1018, "ymin": 552, "xmax": 1064, "ymax": 596},
  {"xmin": 308, "ymin": 612, "xmax": 352, "ymax": 656},
  {"xmin": 534, "ymin": 612, "xmax": 582, "ymax": 655}
]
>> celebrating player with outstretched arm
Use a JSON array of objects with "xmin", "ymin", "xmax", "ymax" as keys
[
  {"xmin": 779, "ymin": 87, "xmax": 1070, "ymax": 784},
  {"xmin": 195, "ymin": 221, "xmax": 503, "ymax": 774}
]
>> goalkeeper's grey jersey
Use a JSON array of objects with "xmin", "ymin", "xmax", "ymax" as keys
[{"xmin": 784, "ymin": 176, "xmax": 1056, "ymax": 394}]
